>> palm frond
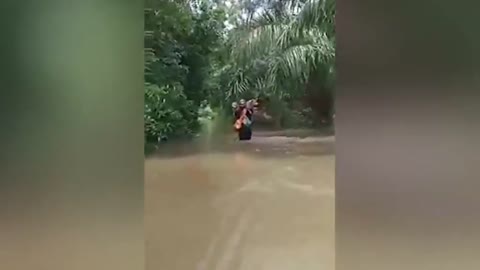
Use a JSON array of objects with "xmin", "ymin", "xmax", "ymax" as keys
[
  {"xmin": 252, "ymin": 76, "xmax": 274, "ymax": 94},
  {"xmin": 230, "ymin": 23, "xmax": 290, "ymax": 67},
  {"xmin": 296, "ymin": 0, "xmax": 335, "ymax": 35},
  {"xmin": 226, "ymin": 70, "xmax": 251, "ymax": 98},
  {"xmin": 225, "ymin": 0, "xmax": 336, "ymax": 99}
]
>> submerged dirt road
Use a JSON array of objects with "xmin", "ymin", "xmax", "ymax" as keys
[{"xmin": 145, "ymin": 131, "xmax": 335, "ymax": 270}]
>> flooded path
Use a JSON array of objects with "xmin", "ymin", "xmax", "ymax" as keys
[{"xmin": 145, "ymin": 130, "xmax": 335, "ymax": 270}]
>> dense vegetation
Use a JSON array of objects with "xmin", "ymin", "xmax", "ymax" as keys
[{"xmin": 144, "ymin": 0, "xmax": 335, "ymax": 145}]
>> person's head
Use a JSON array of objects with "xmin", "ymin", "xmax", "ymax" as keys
[
  {"xmin": 231, "ymin": 101, "xmax": 238, "ymax": 109},
  {"xmin": 239, "ymin": 99, "xmax": 246, "ymax": 108},
  {"xmin": 246, "ymin": 99, "xmax": 258, "ymax": 109}
]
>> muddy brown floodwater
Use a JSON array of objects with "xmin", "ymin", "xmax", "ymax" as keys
[{"xmin": 145, "ymin": 130, "xmax": 335, "ymax": 270}]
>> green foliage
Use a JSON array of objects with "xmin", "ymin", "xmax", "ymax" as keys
[
  {"xmin": 227, "ymin": 0, "xmax": 335, "ymax": 96},
  {"xmin": 143, "ymin": 0, "xmax": 336, "ymax": 148},
  {"xmin": 144, "ymin": 0, "xmax": 228, "ymax": 146},
  {"xmin": 224, "ymin": 0, "xmax": 336, "ymax": 123},
  {"xmin": 144, "ymin": 83, "xmax": 199, "ymax": 142},
  {"xmin": 183, "ymin": 1, "xmax": 227, "ymax": 104}
]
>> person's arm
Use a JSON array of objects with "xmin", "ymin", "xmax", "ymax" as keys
[
  {"xmin": 234, "ymin": 109, "xmax": 241, "ymax": 119},
  {"xmin": 246, "ymin": 109, "xmax": 253, "ymax": 120}
]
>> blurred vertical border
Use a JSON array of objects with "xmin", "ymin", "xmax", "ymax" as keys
[
  {"xmin": 0, "ymin": 0, "xmax": 144, "ymax": 269},
  {"xmin": 336, "ymin": 0, "xmax": 480, "ymax": 270}
]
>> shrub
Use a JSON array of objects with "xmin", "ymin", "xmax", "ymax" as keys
[{"xmin": 144, "ymin": 83, "xmax": 199, "ymax": 143}]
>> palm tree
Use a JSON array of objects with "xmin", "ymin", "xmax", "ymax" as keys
[{"xmin": 226, "ymin": 0, "xmax": 335, "ymax": 101}]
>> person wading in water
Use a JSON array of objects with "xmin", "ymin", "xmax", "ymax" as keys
[{"xmin": 233, "ymin": 99, "xmax": 254, "ymax": 141}]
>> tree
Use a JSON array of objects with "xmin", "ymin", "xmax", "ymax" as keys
[
  {"xmin": 143, "ymin": 0, "xmax": 336, "ymax": 147},
  {"xmin": 226, "ymin": 0, "xmax": 335, "ymax": 122},
  {"xmin": 144, "ymin": 0, "xmax": 228, "ymax": 144}
]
